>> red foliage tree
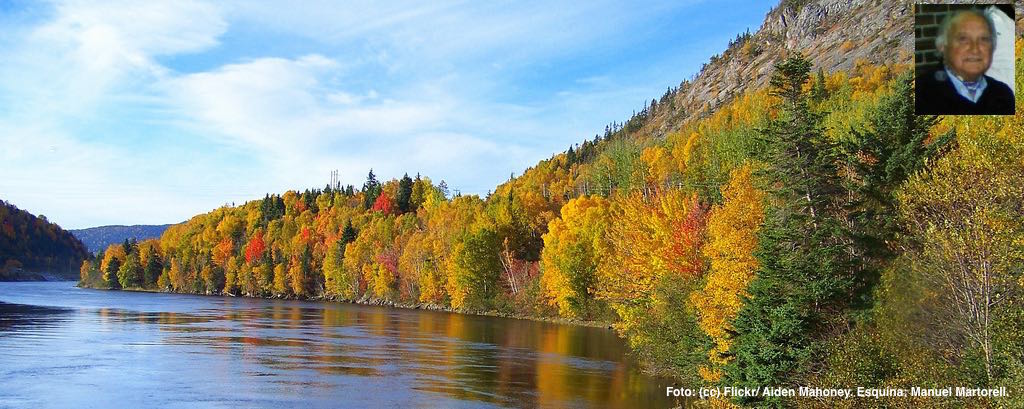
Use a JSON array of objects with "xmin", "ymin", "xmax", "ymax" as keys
[
  {"xmin": 371, "ymin": 192, "xmax": 395, "ymax": 214},
  {"xmin": 244, "ymin": 230, "xmax": 266, "ymax": 264}
]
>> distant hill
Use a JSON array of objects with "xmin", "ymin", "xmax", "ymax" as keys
[
  {"xmin": 0, "ymin": 200, "xmax": 90, "ymax": 280},
  {"xmin": 71, "ymin": 225, "xmax": 174, "ymax": 254}
]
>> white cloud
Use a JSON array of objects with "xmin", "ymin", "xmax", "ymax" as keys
[
  {"xmin": 41, "ymin": 0, "xmax": 225, "ymax": 56},
  {"xmin": 0, "ymin": 0, "xmax": 748, "ymax": 228},
  {"xmin": 159, "ymin": 51, "xmax": 536, "ymax": 196},
  {"xmin": 162, "ymin": 54, "xmax": 451, "ymax": 161},
  {"xmin": 2, "ymin": 0, "xmax": 226, "ymax": 119}
]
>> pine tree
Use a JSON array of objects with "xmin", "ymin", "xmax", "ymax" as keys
[
  {"xmin": 122, "ymin": 238, "xmax": 136, "ymax": 256},
  {"xmin": 437, "ymin": 180, "xmax": 449, "ymax": 200}
]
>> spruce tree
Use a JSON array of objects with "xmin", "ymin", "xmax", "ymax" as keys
[
  {"xmin": 144, "ymin": 252, "xmax": 162, "ymax": 287},
  {"xmin": 341, "ymin": 220, "xmax": 358, "ymax": 245},
  {"xmin": 841, "ymin": 73, "xmax": 950, "ymax": 259},
  {"xmin": 725, "ymin": 56, "xmax": 856, "ymax": 406},
  {"xmin": 362, "ymin": 169, "xmax": 381, "ymax": 210},
  {"xmin": 397, "ymin": 173, "xmax": 414, "ymax": 213}
]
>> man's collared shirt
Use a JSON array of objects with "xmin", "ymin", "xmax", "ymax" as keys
[{"xmin": 945, "ymin": 66, "xmax": 988, "ymax": 103}]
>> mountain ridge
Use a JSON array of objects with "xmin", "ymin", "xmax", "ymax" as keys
[{"xmin": 71, "ymin": 224, "xmax": 175, "ymax": 254}]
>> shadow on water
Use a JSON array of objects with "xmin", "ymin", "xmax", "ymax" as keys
[{"xmin": 0, "ymin": 302, "xmax": 72, "ymax": 332}]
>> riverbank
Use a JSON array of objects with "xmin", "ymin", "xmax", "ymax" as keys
[
  {"xmin": 78, "ymin": 284, "xmax": 615, "ymax": 329},
  {"xmin": 1, "ymin": 269, "xmax": 77, "ymax": 282}
]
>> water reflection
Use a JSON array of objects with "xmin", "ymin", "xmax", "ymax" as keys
[
  {"xmin": 0, "ymin": 301, "xmax": 71, "ymax": 332},
  {"xmin": 0, "ymin": 282, "xmax": 680, "ymax": 408}
]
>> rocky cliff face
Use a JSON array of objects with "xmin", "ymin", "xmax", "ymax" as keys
[{"xmin": 648, "ymin": 0, "xmax": 1019, "ymax": 136}]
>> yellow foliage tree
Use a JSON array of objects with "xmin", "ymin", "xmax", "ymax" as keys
[
  {"xmin": 540, "ymin": 195, "xmax": 610, "ymax": 318},
  {"xmin": 640, "ymin": 145, "xmax": 673, "ymax": 189},
  {"xmin": 273, "ymin": 262, "xmax": 289, "ymax": 296},
  {"xmin": 100, "ymin": 244, "xmax": 126, "ymax": 288},
  {"xmin": 689, "ymin": 164, "xmax": 764, "ymax": 381}
]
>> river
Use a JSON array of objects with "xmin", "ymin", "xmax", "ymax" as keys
[{"xmin": 0, "ymin": 281, "xmax": 683, "ymax": 408}]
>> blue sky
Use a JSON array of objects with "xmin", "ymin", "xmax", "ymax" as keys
[{"xmin": 0, "ymin": 0, "xmax": 775, "ymax": 229}]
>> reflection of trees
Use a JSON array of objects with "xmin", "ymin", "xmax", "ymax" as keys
[
  {"xmin": 0, "ymin": 303, "xmax": 70, "ymax": 332},
  {"xmin": 84, "ymin": 298, "xmax": 673, "ymax": 407}
]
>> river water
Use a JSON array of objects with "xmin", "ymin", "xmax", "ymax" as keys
[{"xmin": 0, "ymin": 281, "xmax": 683, "ymax": 408}]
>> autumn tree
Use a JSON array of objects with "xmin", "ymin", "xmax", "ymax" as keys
[
  {"xmin": 288, "ymin": 247, "xmax": 313, "ymax": 298},
  {"xmin": 101, "ymin": 244, "xmax": 126, "ymax": 289},
  {"xmin": 244, "ymin": 230, "xmax": 266, "ymax": 264},
  {"xmin": 324, "ymin": 240, "xmax": 355, "ymax": 299},
  {"xmin": 597, "ymin": 190, "xmax": 707, "ymax": 382},
  {"xmin": 898, "ymin": 130, "xmax": 1024, "ymax": 382},
  {"xmin": 448, "ymin": 225, "xmax": 502, "ymax": 311},
  {"xmin": 168, "ymin": 257, "xmax": 186, "ymax": 292},
  {"xmin": 273, "ymin": 262, "xmax": 289, "ymax": 296},
  {"xmin": 410, "ymin": 173, "xmax": 427, "ymax": 210},
  {"xmin": 540, "ymin": 195, "xmax": 610, "ymax": 318},
  {"xmin": 690, "ymin": 164, "xmax": 764, "ymax": 382},
  {"xmin": 79, "ymin": 257, "xmax": 103, "ymax": 288},
  {"xmin": 372, "ymin": 192, "xmax": 396, "ymax": 215}
]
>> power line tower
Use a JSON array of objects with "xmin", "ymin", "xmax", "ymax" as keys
[{"xmin": 329, "ymin": 170, "xmax": 341, "ymax": 191}]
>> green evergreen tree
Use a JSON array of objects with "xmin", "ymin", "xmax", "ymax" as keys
[
  {"xmin": 144, "ymin": 252, "xmax": 163, "ymax": 287},
  {"xmin": 122, "ymin": 238, "xmax": 136, "ymax": 256},
  {"xmin": 341, "ymin": 220, "xmax": 358, "ymax": 245},
  {"xmin": 104, "ymin": 257, "xmax": 122, "ymax": 289},
  {"xmin": 362, "ymin": 169, "xmax": 381, "ymax": 210},
  {"xmin": 397, "ymin": 173, "xmax": 414, "ymax": 214},
  {"xmin": 810, "ymin": 67, "xmax": 827, "ymax": 102},
  {"xmin": 839, "ymin": 72, "xmax": 952, "ymax": 294},
  {"xmin": 725, "ymin": 56, "xmax": 857, "ymax": 406}
]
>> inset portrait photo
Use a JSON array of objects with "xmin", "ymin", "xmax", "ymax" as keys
[{"xmin": 914, "ymin": 3, "xmax": 1016, "ymax": 115}]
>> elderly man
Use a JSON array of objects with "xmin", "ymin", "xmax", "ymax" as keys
[{"xmin": 916, "ymin": 9, "xmax": 1015, "ymax": 115}]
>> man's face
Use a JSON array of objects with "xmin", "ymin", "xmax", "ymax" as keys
[{"xmin": 944, "ymin": 13, "xmax": 993, "ymax": 82}]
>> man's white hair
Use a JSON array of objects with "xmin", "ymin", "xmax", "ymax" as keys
[{"xmin": 935, "ymin": 9, "xmax": 997, "ymax": 57}]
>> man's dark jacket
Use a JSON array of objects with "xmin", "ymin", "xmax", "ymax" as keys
[{"xmin": 915, "ymin": 68, "xmax": 1015, "ymax": 115}]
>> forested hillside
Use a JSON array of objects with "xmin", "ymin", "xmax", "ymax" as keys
[
  {"xmin": 71, "ymin": 224, "xmax": 173, "ymax": 254},
  {"xmin": 0, "ymin": 200, "xmax": 90, "ymax": 280},
  {"xmin": 79, "ymin": 3, "xmax": 1024, "ymax": 407}
]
